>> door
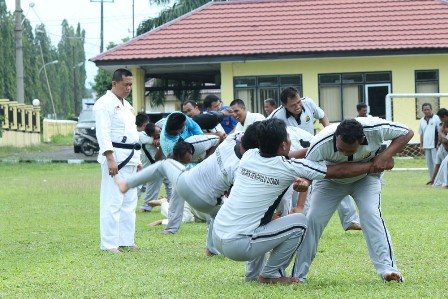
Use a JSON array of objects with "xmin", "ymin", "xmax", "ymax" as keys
[{"xmin": 365, "ymin": 84, "xmax": 390, "ymax": 119}]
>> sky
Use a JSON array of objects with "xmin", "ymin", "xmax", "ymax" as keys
[{"xmin": 5, "ymin": 0, "xmax": 164, "ymax": 89}]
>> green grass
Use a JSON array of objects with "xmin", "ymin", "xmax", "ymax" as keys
[
  {"xmin": 0, "ymin": 134, "xmax": 73, "ymax": 156},
  {"xmin": 48, "ymin": 133, "xmax": 74, "ymax": 145},
  {"xmin": 0, "ymin": 163, "xmax": 446, "ymax": 298},
  {"xmin": 394, "ymin": 156, "xmax": 426, "ymax": 168}
]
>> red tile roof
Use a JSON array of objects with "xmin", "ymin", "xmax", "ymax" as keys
[{"xmin": 91, "ymin": 0, "xmax": 448, "ymax": 62}]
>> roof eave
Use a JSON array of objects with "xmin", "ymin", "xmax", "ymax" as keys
[{"xmin": 92, "ymin": 48, "xmax": 448, "ymax": 68}]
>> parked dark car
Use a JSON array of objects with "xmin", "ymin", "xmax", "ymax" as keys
[{"xmin": 73, "ymin": 107, "xmax": 98, "ymax": 156}]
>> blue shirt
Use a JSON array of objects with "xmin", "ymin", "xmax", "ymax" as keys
[
  {"xmin": 160, "ymin": 111, "xmax": 204, "ymax": 156},
  {"xmin": 221, "ymin": 105, "xmax": 238, "ymax": 134}
]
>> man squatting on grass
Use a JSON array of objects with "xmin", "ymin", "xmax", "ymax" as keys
[
  {"xmin": 115, "ymin": 123, "xmax": 261, "ymax": 256},
  {"xmin": 211, "ymin": 118, "xmax": 383, "ymax": 285}
]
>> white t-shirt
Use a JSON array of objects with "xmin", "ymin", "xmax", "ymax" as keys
[
  {"xmin": 214, "ymin": 148, "xmax": 327, "ymax": 237},
  {"xmin": 435, "ymin": 145, "xmax": 448, "ymax": 164},
  {"xmin": 306, "ymin": 117, "xmax": 409, "ymax": 184},
  {"xmin": 268, "ymin": 97, "xmax": 325, "ymax": 134},
  {"xmin": 184, "ymin": 134, "xmax": 220, "ymax": 163},
  {"xmin": 418, "ymin": 114, "xmax": 440, "ymax": 149},
  {"xmin": 234, "ymin": 112, "xmax": 265, "ymax": 133},
  {"xmin": 287, "ymin": 126, "xmax": 314, "ymax": 151},
  {"xmin": 180, "ymin": 132, "xmax": 244, "ymax": 202}
]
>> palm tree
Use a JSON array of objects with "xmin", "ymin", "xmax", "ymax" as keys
[{"xmin": 137, "ymin": 0, "xmax": 211, "ymax": 35}]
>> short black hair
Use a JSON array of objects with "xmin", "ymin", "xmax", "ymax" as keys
[
  {"xmin": 229, "ymin": 99, "xmax": 245, "ymax": 108},
  {"xmin": 241, "ymin": 121, "xmax": 260, "ymax": 150},
  {"xmin": 280, "ymin": 87, "xmax": 299, "ymax": 104},
  {"xmin": 172, "ymin": 140, "xmax": 193, "ymax": 162},
  {"xmin": 264, "ymin": 98, "xmax": 277, "ymax": 107},
  {"xmin": 144, "ymin": 122, "xmax": 156, "ymax": 137},
  {"xmin": 437, "ymin": 108, "xmax": 448, "ymax": 118},
  {"xmin": 203, "ymin": 95, "xmax": 220, "ymax": 109},
  {"xmin": 112, "ymin": 68, "xmax": 132, "ymax": 82},
  {"xmin": 166, "ymin": 113, "xmax": 187, "ymax": 132},
  {"xmin": 356, "ymin": 103, "xmax": 367, "ymax": 111},
  {"xmin": 182, "ymin": 100, "xmax": 198, "ymax": 108},
  {"xmin": 422, "ymin": 102, "xmax": 432, "ymax": 110},
  {"xmin": 136, "ymin": 113, "xmax": 149, "ymax": 127},
  {"xmin": 335, "ymin": 119, "xmax": 364, "ymax": 144},
  {"xmin": 257, "ymin": 118, "xmax": 288, "ymax": 156}
]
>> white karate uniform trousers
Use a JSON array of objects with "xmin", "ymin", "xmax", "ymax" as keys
[{"xmin": 100, "ymin": 163, "xmax": 138, "ymax": 250}]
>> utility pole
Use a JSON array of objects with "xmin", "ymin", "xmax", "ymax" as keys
[
  {"xmin": 14, "ymin": 0, "xmax": 25, "ymax": 103},
  {"xmin": 73, "ymin": 46, "xmax": 79, "ymax": 115},
  {"xmin": 132, "ymin": 0, "xmax": 135, "ymax": 38},
  {"xmin": 91, "ymin": 0, "xmax": 114, "ymax": 53}
]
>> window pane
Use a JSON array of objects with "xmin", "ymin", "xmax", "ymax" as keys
[
  {"xmin": 258, "ymin": 76, "xmax": 278, "ymax": 87},
  {"xmin": 365, "ymin": 72, "xmax": 391, "ymax": 83},
  {"xmin": 319, "ymin": 86, "xmax": 342, "ymax": 121},
  {"xmin": 342, "ymin": 73, "xmax": 363, "ymax": 83},
  {"xmin": 416, "ymin": 70, "xmax": 438, "ymax": 81},
  {"xmin": 259, "ymin": 88, "xmax": 278, "ymax": 114},
  {"xmin": 280, "ymin": 76, "xmax": 301, "ymax": 86},
  {"xmin": 343, "ymin": 85, "xmax": 363, "ymax": 119},
  {"xmin": 319, "ymin": 74, "xmax": 341, "ymax": 84},
  {"xmin": 416, "ymin": 82, "xmax": 439, "ymax": 118},
  {"xmin": 235, "ymin": 89, "xmax": 256, "ymax": 113},
  {"xmin": 234, "ymin": 77, "xmax": 256, "ymax": 87}
]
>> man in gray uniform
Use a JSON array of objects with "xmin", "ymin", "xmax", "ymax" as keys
[
  {"xmin": 115, "ymin": 124, "xmax": 260, "ymax": 254},
  {"xmin": 212, "ymin": 118, "xmax": 379, "ymax": 285},
  {"xmin": 292, "ymin": 117, "xmax": 413, "ymax": 283},
  {"xmin": 269, "ymin": 86, "xmax": 361, "ymax": 231}
]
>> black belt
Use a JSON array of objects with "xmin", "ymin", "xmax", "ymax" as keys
[{"xmin": 112, "ymin": 142, "xmax": 141, "ymax": 170}]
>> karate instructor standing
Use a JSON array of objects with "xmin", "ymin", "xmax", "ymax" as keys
[{"xmin": 93, "ymin": 69, "xmax": 142, "ymax": 253}]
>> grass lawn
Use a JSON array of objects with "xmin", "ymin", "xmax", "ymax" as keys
[
  {"xmin": 0, "ymin": 163, "xmax": 446, "ymax": 298},
  {"xmin": 0, "ymin": 134, "xmax": 73, "ymax": 156}
]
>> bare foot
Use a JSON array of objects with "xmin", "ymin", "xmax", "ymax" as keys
[
  {"xmin": 119, "ymin": 245, "xmax": 139, "ymax": 252},
  {"xmin": 114, "ymin": 176, "xmax": 129, "ymax": 193},
  {"xmin": 107, "ymin": 248, "xmax": 123, "ymax": 254},
  {"xmin": 204, "ymin": 248, "xmax": 217, "ymax": 257},
  {"xmin": 346, "ymin": 223, "xmax": 362, "ymax": 231},
  {"xmin": 384, "ymin": 272, "xmax": 402, "ymax": 282},
  {"xmin": 257, "ymin": 276, "xmax": 297, "ymax": 285},
  {"xmin": 147, "ymin": 200, "xmax": 162, "ymax": 207},
  {"xmin": 147, "ymin": 220, "xmax": 163, "ymax": 226}
]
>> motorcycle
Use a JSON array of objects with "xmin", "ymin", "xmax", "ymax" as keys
[
  {"xmin": 79, "ymin": 131, "xmax": 99, "ymax": 156},
  {"xmin": 74, "ymin": 126, "xmax": 99, "ymax": 156}
]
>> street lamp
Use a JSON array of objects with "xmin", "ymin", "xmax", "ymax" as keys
[
  {"xmin": 37, "ymin": 42, "xmax": 58, "ymax": 126},
  {"xmin": 38, "ymin": 60, "xmax": 59, "ymax": 76}
]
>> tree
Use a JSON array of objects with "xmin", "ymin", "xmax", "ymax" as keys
[
  {"xmin": 137, "ymin": 0, "xmax": 210, "ymax": 35},
  {"xmin": 0, "ymin": 1, "xmax": 16, "ymax": 101},
  {"xmin": 0, "ymin": 1, "xmax": 88, "ymax": 120}
]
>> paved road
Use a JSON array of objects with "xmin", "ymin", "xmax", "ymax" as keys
[{"xmin": 0, "ymin": 145, "xmax": 98, "ymax": 162}]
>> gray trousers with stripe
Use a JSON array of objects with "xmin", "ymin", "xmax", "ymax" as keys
[
  {"xmin": 292, "ymin": 174, "xmax": 401, "ymax": 281},
  {"xmin": 213, "ymin": 213, "xmax": 307, "ymax": 279},
  {"xmin": 126, "ymin": 159, "xmax": 186, "ymax": 233},
  {"xmin": 126, "ymin": 159, "xmax": 222, "ymax": 253}
]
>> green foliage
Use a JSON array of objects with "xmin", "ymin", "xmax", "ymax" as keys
[
  {"xmin": 0, "ymin": 164, "xmax": 447, "ymax": 298},
  {"xmin": 0, "ymin": 2, "xmax": 89, "ymax": 119},
  {"xmin": 138, "ymin": 0, "xmax": 211, "ymax": 34},
  {"xmin": 49, "ymin": 133, "xmax": 73, "ymax": 145},
  {"xmin": 93, "ymin": 69, "xmax": 112, "ymax": 100},
  {"xmin": 0, "ymin": 114, "xmax": 4, "ymax": 137}
]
